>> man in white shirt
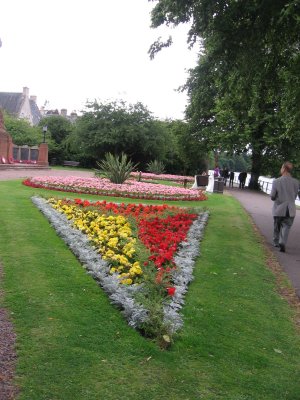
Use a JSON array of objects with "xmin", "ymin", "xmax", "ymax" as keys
[{"xmin": 270, "ymin": 161, "xmax": 300, "ymax": 253}]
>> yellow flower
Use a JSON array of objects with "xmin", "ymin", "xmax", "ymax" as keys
[
  {"xmin": 107, "ymin": 237, "xmax": 118, "ymax": 248},
  {"xmin": 120, "ymin": 278, "xmax": 133, "ymax": 285},
  {"xmin": 48, "ymin": 198, "xmax": 144, "ymax": 284}
]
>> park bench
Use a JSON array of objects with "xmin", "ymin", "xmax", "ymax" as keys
[{"xmin": 63, "ymin": 160, "xmax": 80, "ymax": 167}]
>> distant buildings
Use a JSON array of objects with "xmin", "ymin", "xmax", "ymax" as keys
[
  {"xmin": 40, "ymin": 106, "xmax": 78, "ymax": 123},
  {"xmin": 0, "ymin": 86, "xmax": 78, "ymax": 125},
  {"xmin": 0, "ymin": 87, "xmax": 41, "ymax": 125}
]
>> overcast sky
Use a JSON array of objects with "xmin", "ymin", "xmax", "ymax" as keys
[{"xmin": 0, "ymin": 0, "xmax": 200, "ymax": 120}]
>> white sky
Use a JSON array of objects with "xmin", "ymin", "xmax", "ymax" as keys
[{"xmin": 0, "ymin": 0, "xmax": 200, "ymax": 120}]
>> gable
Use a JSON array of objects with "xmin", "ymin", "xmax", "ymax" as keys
[
  {"xmin": 0, "ymin": 89, "xmax": 42, "ymax": 125},
  {"xmin": 30, "ymin": 99, "xmax": 42, "ymax": 125},
  {"xmin": 0, "ymin": 92, "xmax": 23, "ymax": 116}
]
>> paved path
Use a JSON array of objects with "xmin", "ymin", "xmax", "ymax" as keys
[
  {"xmin": 0, "ymin": 167, "xmax": 95, "ymax": 181},
  {"xmin": 1, "ymin": 167, "xmax": 299, "ymax": 297},
  {"xmin": 227, "ymin": 186, "xmax": 300, "ymax": 298}
]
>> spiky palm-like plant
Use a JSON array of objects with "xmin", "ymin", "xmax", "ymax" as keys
[
  {"xmin": 95, "ymin": 152, "xmax": 138, "ymax": 184},
  {"xmin": 146, "ymin": 160, "xmax": 166, "ymax": 175}
]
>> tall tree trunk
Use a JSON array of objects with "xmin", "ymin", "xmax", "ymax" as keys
[{"xmin": 249, "ymin": 149, "xmax": 263, "ymax": 190}]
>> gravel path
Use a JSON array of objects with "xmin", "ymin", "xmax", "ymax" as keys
[{"xmin": 0, "ymin": 167, "xmax": 95, "ymax": 181}]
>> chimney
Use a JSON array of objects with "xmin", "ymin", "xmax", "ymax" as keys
[
  {"xmin": 70, "ymin": 112, "xmax": 77, "ymax": 123},
  {"xmin": 30, "ymin": 95, "xmax": 37, "ymax": 103},
  {"xmin": 61, "ymin": 109, "xmax": 67, "ymax": 117},
  {"xmin": 23, "ymin": 87, "xmax": 29, "ymax": 97}
]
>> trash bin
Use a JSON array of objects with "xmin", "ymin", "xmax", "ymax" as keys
[{"xmin": 213, "ymin": 177, "xmax": 224, "ymax": 194}]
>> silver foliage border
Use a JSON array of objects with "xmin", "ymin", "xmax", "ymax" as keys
[{"xmin": 31, "ymin": 196, "xmax": 209, "ymax": 334}]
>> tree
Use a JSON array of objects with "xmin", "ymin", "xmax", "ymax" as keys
[
  {"xmin": 39, "ymin": 116, "xmax": 74, "ymax": 164},
  {"xmin": 3, "ymin": 112, "xmax": 41, "ymax": 146},
  {"xmin": 67, "ymin": 100, "xmax": 169, "ymax": 169},
  {"xmin": 150, "ymin": 0, "xmax": 300, "ymax": 187},
  {"xmin": 164, "ymin": 119, "xmax": 208, "ymax": 175}
]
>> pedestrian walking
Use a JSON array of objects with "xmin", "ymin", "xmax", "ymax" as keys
[
  {"xmin": 229, "ymin": 171, "xmax": 234, "ymax": 187},
  {"xmin": 238, "ymin": 171, "xmax": 247, "ymax": 189},
  {"xmin": 222, "ymin": 167, "xmax": 229, "ymax": 186},
  {"xmin": 270, "ymin": 161, "xmax": 300, "ymax": 253}
]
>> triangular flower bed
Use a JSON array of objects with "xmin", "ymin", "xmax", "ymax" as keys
[{"xmin": 32, "ymin": 196, "xmax": 209, "ymax": 348}]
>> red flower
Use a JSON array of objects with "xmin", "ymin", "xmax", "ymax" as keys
[
  {"xmin": 167, "ymin": 287, "xmax": 176, "ymax": 296},
  {"xmin": 41, "ymin": 196, "xmax": 199, "ymax": 293}
]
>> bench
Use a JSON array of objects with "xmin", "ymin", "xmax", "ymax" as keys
[{"xmin": 63, "ymin": 161, "xmax": 80, "ymax": 167}]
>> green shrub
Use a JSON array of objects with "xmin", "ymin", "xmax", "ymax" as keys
[
  {"xmin": 146, "ymin": 160, "xmax": 166, "ymax": 175},
  {"xmin": 95, "ymin": 152, "xmax": 138, "ymax": 184}
]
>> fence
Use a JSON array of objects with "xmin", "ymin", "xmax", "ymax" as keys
[
  {"xmin": 258, "ymin": 176, "xmax": 300, "ymax": 206},
  {"xmin": 258, "ymin": 177, "xmax": 273, "ymax": 195},
  {"xmin": 209, "ymin": 170, "xmax": 300, "ymax": 206}
]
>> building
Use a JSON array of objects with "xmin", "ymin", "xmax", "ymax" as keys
[
  {"xmin": 0, "ymin": 87, "xmax": 41, "ymax": 126},
  {"xmin": 40, "ymin": 107, "xmax": 78, "ymax": 123}
]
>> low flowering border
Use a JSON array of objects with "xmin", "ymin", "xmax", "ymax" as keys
[
  {"xmin": 131, "ymin": 172, "xmax": 195, "ymax": 183},
  {"xmin": 23, "ymin": 176, "xmax": 207, "ymax": 202},
  {"xmin": 32, "ymin": 196, "xmax": 148, "ymax": 328},
  {"xmin": 31, "ymin": 196, "xmax": 209, "ymax": 341},
  {"xmin": 48, "ymin": 198, "xmax": 144, "ymax": 285}
]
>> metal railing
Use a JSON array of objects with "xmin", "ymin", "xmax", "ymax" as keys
[
  {"xmin": 258, "ymin": 178, "xmax": 273, "ymax": 195},
  {"xmin": 258, "ymin": 176, "xmax": 300, "ymax": 206},
  {"xmin": 209, "ymin": 171, "xmax": 299, "ymax": 203}
]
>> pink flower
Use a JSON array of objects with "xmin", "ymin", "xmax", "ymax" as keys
[{"xmin": 22, "ymin": 176, "xmax": 207, "ymax": 201}]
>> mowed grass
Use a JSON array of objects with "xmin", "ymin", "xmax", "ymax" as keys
[{"xmin": 0, "ymin": 179, "xmax": 300, "ymax": 400}]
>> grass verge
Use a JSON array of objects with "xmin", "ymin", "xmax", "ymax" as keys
[{"xmin": 0, "ymin": 180, "xmax": 299, "ymax": 399}]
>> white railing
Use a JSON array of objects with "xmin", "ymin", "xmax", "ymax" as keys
[
  {"xmin": 209, "ymin": 170, "xmax": 300, "ymax": 206},
  {"xmin": 258, "ymin": 175, "xmax": 300, "ymax": 206},
  {"xmin": 258, "ymin": 176, "xmax": 273, "ymax": 195}
]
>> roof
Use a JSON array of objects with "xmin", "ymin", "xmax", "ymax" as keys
[
  {"xmin": 0, "ymin": 92, "xmax": 24, "ymax": 116},
  {"xmin": 30, "ymin": 98, "xmax": 42, "ymax": 125},
  {"xmin": 0, "ymin": 90, "xmax": 42, "ymax": 125}
]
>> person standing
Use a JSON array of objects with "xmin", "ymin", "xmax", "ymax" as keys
[
  {"xmin": 222, "ymin": 167, "xmax": 229, "ymax": 186},
  {"xmin": 238, "ymin": 171, "xmax": 247, "ymax": 188},
  {"xmin": 214, "ymin": 165, "xmax": 220, "ymax": 178},
  {"xmin": 229, "ymin": 171, "xmax": 234, "ymax": 187},
  {"xmin": 270, "ymin": 161, "xmax": 300, "ymax": 252}
]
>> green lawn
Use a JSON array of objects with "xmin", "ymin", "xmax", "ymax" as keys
[{"xmin": 0, "ymin": 179, "xmax": 299, "ymax": 400}]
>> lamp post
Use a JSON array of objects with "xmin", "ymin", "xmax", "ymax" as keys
[{"xmin": 42, "ymin": 125, "xmax": 48, "ymax": 143}]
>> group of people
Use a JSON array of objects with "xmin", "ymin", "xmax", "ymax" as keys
[
  {"xmin": 224, "ymin": 169, "xmax": 235, "ymax": 187},
  {"xmin": 213, "ymin": 166, "xmax": 242, "ymax": 188}
]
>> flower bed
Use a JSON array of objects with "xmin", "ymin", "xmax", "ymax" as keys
[
  {"xmin": 23, "ymin": 176, "xmax": 207, "ymax": 201},
  {"xmin": 32, "ymin": 196, "xmax": 209, "ymax": 346},
  {"xmin": 131, "ymin": 172, "xmax": 195, "ymax": 183}
]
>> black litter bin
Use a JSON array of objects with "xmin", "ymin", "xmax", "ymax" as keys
[{"xmin": 213, "ymin": 177, "xmax": 224, "ymax": 194}]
